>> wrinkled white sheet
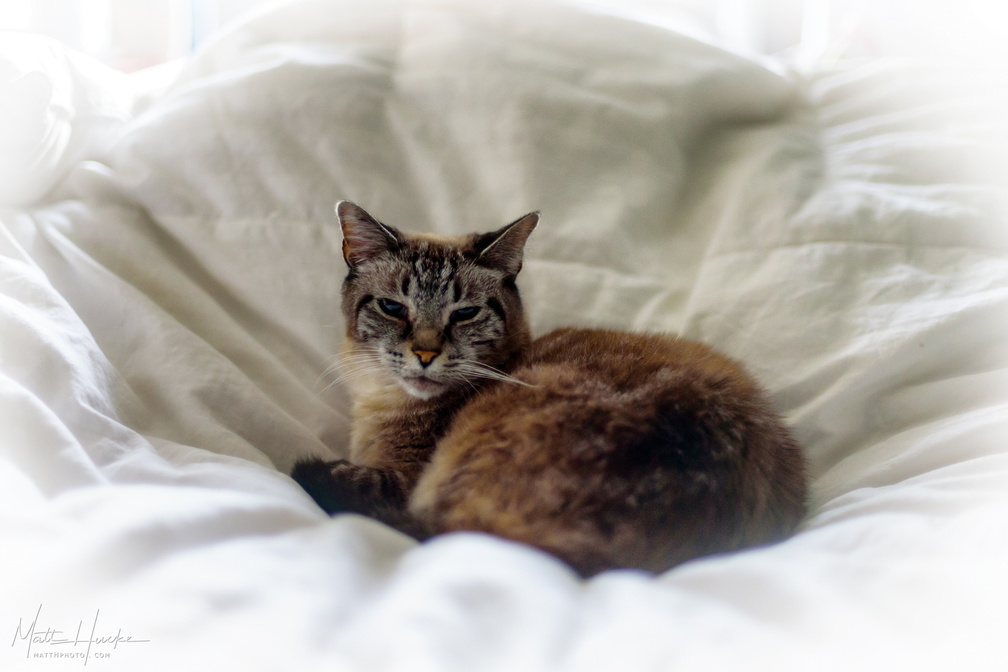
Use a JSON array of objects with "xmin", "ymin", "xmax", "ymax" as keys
[{"xmin": 2, "ymin": 1, "xmax": 1008, "ymax": 670}]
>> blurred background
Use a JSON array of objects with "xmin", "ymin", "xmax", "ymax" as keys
[{"xmin": 1, "ymin": 0, "xmax": 1007, "ymax": 72}]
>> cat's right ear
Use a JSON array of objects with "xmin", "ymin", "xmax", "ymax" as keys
[
  {"xmin": 473, "ymin": 211, "xmax": 539, "ymax": 276},
  {"xmin": 336, "ymin": 201, "xmax": 401, "ymax": 267}
]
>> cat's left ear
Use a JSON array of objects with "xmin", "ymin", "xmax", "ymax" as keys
[
  {"xmin": 474, "ymin": 212, "xmax": 539, "ymax": 276},
  {"xmin": 337, "ymin": 201, "xmax": 402, "ymax": 268}
]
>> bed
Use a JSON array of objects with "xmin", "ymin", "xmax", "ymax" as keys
[{"xmin": 3, "ymin": 1, "xmax": 1008, "ymax": 669}]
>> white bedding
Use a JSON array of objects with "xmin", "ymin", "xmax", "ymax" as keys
[{"xmin": 3, "ymin": 1, "xmax": 1008, "ymax": 669}]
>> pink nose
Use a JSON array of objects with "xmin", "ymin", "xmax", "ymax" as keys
[{"xmin": 413, "ymin": 349, "xmax": 439, "ymax": 366}]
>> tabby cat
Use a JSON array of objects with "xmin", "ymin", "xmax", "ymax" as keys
[{"xmin": 292, "ymin": 201, "xmax": 807, "ymax": 576}]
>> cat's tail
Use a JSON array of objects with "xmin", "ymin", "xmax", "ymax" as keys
[{"xmin": 291, "ymin": 457, "xmax": 434, "ymax": 542}]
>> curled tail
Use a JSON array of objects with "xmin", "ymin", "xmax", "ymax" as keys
[{"xmin": 291, "ymin": 458, "xmax": 433, "ymax": 541}]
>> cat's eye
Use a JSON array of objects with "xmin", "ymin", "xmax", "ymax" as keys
[
  {"xmin": 377, "ymin": 298, "xmax": 408, "ymax": 319},
  {"xmin": 450, "ymin": 306, "xmax": 481, "ymax": 323}
]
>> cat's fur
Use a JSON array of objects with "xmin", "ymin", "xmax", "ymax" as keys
[{"xmin": 292, "ymin": 201, "xmax": 807, "ymax": 576}]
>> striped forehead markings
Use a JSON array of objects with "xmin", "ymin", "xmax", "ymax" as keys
[{"xmin": 408, "ymin": 251, "xmax": 461, "ymax": 300}]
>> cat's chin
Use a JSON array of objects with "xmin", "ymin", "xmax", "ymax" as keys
[{"xmin": 397, "ymin": 376, "xmax": 449, "ymax": 400}]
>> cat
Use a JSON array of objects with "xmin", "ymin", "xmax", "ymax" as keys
[{"xmin": 291, "ymin": 201, "xmax": 807, "ymax": 577}]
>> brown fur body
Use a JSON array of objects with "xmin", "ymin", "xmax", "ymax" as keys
[
  {"xmin": 411, "ymin": 328, "xmax": 805, "ymax": 575},
  {"xmin": 291, "ymin": 202, "xmax": 807, "ymax": 576}
]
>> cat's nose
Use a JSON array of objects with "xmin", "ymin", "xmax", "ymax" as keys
[
  {"xmin": 412, "ymin": 349, "xmax": 440, "ymax": 367},
  {"xmin": 411, "ymin": 327, "xmax": 443, "ymax": 367}
]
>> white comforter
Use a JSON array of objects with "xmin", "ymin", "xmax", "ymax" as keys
[{"xmin": 3, "ymin": 1, "xmax": 1007, "ymax": 669}]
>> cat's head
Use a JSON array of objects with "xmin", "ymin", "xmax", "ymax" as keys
[{"xmin": 337, "ymin": 201, "xmax": 538, "ymax": 400}]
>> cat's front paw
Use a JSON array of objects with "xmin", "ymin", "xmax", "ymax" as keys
[{"xmin": 290, "ymin": 458, "xmax": 359, "ymax": 515}]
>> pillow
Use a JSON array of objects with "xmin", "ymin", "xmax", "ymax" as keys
[
  {"xmin": 0, "ymin": 32, "xmax": 132, "ymax": 206},
  {"xmin": 74, "ymin": 0, "xmax": 795, "ymax": 353}
]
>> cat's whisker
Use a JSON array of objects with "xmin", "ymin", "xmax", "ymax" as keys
[
  {"xmin": 316, "ymin": 358, "xmax": 375, "ymax": 385},
  {"xmin": 331, "ymin": 349, "xmax": 382, "ymax": 364},
  {"xmin": 315, "ymin": 353, "xmax": 385, "ymax": 392},
  {"xmin": 451, "ymin": 360, "xmax": 538, "ymax": 388},
  {"xmin": 321, "ymin": 366, "xmax": 387, "ymax": 393},
  {"xmin": 329, "ymin": 360, "xmax": 385, "ymax": 380},
  {"xmin": 456, "ymin": 375, "xmax": 480, "ymax": 396},
  {"xmin": 322, "ymin": 347, "xmax": 376, "ymax": 364},
  {"xmin": 319, "ymin": 352, "xmax": 377, "ymax": 371},
  {"xmin": 324, "ymin": 355, "xmax": 382, "ymax": 374},
  {"xmin": 328, "ymin": 367, "xmax": 383, "ymax": 387}
]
